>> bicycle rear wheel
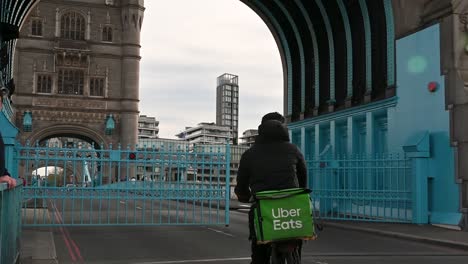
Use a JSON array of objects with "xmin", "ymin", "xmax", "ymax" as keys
[{"xmin": 270, "ymin": 241, "xmax": 301, "ymax": 264}]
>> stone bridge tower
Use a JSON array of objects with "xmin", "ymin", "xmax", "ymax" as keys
[{"xmin": 12, "ymin": 0, "xmax": 144, "ymax": 148}]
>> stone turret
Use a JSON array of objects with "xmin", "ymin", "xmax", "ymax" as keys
[{"xmin": 119, "ymin": 0, "xmax": 144, "ymax": 148}]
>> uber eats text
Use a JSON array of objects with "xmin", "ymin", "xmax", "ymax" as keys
[{"xmin": 272, "ymin": 208, "xmax": 303, "ymax": 230}]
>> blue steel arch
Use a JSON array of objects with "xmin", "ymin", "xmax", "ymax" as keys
[
  {"xmin": 244, "ymin": 0, "xmax": 294, "ymax": 116},
  {"xmin": 1, "ymin": 0, "xmax": 36, "ymax": 97},
  {"xmin": 2, "ymin": 0, "xmax": 396, "ymax": 123}
]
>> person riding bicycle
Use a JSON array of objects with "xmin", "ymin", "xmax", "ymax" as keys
[{"xmin": 235, "ymin": 112, "xmax": 307, "ymax": 264}]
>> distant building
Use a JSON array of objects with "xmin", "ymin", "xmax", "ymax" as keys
[
  {"xmin": 240, "ymin": 129, "xmax": 258, "ymax": 147},
  {"xmin": 175, "ymin": 122, "xmax": 233, "ymax": 145},
  {"xmin": 138, "ymin": 115, "xmax": 159, "ymax": 139},
  {"xmin": 192, "ymin": 144, "xmax": 249, "ymax": 185},
  {"xmin": 13, "ymin": 0, "xmax": 144, "ymax": 147},
  {"xmin": 136, "ymin": 137, "xmax": 189, "ymax": 182},
  {"xmin": 216, "ymin": 73, "xmax": 239, "ymax": 144},
  {"xmin": 137, "ymin": 137, "xmax": 188, "ymax": 151}
]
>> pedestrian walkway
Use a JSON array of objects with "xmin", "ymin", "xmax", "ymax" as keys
[
  {"xmin": 20, "ymin": 229, "xmax": 58, "ymax": 264},
  {"xmin": 324, "ymin": 221, "xmax": 468, "ymax": 250}
]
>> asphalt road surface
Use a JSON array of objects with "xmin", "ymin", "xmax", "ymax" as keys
[{"xmin": 23, "ymin": 196, "xmax": 468, "ymax": 264}]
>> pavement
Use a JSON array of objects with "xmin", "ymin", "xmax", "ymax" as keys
[
  {"xmin": 229, "ymin": 200, "xmax": 468, "ymax": 251},
  {"xmin": 323, "ymin": 221, "xmax": 468, "ymax": 251},
  {"xmin": 20, "ymin": 229, "xmax": 58, "ymax": 264},
  {"xmin": 18, "ymin": 201, "xmax": 468, "ymax": 263}
]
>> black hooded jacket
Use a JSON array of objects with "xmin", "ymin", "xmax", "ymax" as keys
[{"xmin": 234, "ymin": 120, "xmax": 307, "ymax": 203}]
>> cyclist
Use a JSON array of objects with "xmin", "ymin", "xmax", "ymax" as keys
[{"xmin": 235, "ymin": 112, "xmax": 307, "ymax": 264}]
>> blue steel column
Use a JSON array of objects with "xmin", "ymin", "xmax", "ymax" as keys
[
  {"xmin": 330, "ymin": 120, "xmax": 336, "ymax": 156},
  {"xmin": 347, "ymin": 116, "xmax": 354, "ymax": 155},
  {"xmin": 387, "ymin": 107, "xmax": 397, "ymax": 152},
  {"xmin": 313, "ymin": 124, "xmax": 321, "ymax": 209},
  {"xmin": 273, "ymin": 0, "xmax": 306, "ymax": 115},
  {"xmin": 0, "ymin": 39, "xmax": 20, "ymax": 180},
  {"xmin": 359, "ymin": 0, "xmax": 372, "ymax": 99},
  {"xmin": 412, "ymin": 158, "xmax": 429, "ymax": 224},
  {"xmin": 300, "ymin": 127, "xmax": 306, "ymax": 154},
  {"xmin": 294, "ymin": 1, "xmax": 320, "ymax": 113},
  {"xmin": 315, "ymin": 0, "xmax": 335, "ymax": 106},
  {"xmin": 252, "ymin": 0, "xmax": 293, "ymax": 117},
  {"xmin": 366, "ymin": 112, "xmax": 374, "ymax": 155},
  {"xmin": 225, "ymin": 141, "xmax": 230, "ymax": 226},
  {"xmin": 314, "ymin": 124, "xmax": 320, "ymax": 159},
  {"xmin": 383, "ymin": 0, "xmax": 395, "ymax": 88},
  {"xmin": 337, "ymin": 0, "xmax": 353, "ymax": 102}
]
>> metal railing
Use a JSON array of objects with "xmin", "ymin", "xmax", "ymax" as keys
[
  {"xmin": 308, "ymin": 154, "xmax": 412, "ymax": 222},
  {"xmin": 0, "ymin": 182, "xmax": 22, "ymax": 264},
  {"xmin": 16, "ymin": 142, "xmax": 231, "ymax": 226}
]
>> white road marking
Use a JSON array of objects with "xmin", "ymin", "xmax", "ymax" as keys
[
  {"xmin": 136, "ymin": 206, "xmax": 142, "ymax": 210},
  {"xmin": 206, "ymin": 227, "xmax": 235, "ymax": 237},
  {"xmin": 239, "ymin": 204, "xmax": 250, "ymax": 207},
  {"xmin": 132, "ymin": 257, "xmax": 250, "ymax": 264}
]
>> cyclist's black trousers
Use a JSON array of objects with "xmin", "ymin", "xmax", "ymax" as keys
[{"xmin": 249, "ymin": 207, "xmax": 271, "ymax": 263}]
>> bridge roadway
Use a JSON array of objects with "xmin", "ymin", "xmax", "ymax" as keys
[{"xmin": 22, "ymin": 197, "xmax": 468, "ymax": 264}]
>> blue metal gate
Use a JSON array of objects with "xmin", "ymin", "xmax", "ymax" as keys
[
  {"xmin": 16, "ymin": 141, "xmax": 231, "ymax": 226},
  {"xmin": 309, "ymin": 154, "xmax": 413, "ymax": 222}
]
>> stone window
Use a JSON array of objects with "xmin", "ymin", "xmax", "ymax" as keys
[
  {"xmin": 36, "ymin": 74, "xmax": 52, "ymax": 93},
  {"xmin": 102, "ymin": 26, "xmax": 112, "ymax": 42},
  {"xmin": 60, "ymin": 12, "xmax": 85, "ymax": 40},
  {"xmin": 58, "ymin": 69, "xmax": 84, "ymax": 95},
  {"xmin": 90, "ymin": 77, "xmax": 105, "ymax": 97},
  {"xmin": 31, "ymin": 19, "xmax": 43, "ymax": 36}
]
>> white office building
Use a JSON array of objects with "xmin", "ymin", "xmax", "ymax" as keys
[
  {"xmin": 138, "ymin": 115, "xmax": 159, "ymax": 139},
  {"xmin": 240, "ymin": 129, "xmax": 258, "ymax": 147},
  {"xmin": 175, "ymin": 122, "xmax": 233, "ymax": 145}
]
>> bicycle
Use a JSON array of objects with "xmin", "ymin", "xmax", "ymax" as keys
[{"xmin": 270, "ymin": 239, "xmax": 302, "ymax": 264}]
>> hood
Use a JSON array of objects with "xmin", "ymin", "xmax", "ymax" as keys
[{"xmin": 256, "ymin": 120, "xmax": 290, "ymax": 143}]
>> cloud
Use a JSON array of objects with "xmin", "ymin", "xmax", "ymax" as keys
[{"xmin": 139, "ymin": 0, "xmax": 283, "ymax": 139}]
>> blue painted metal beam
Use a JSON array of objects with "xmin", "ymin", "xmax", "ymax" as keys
[
  {"xmin": 383, "ymin": 0, "xmax": 395, "ymax": 88},
  {"xmin": 314, "ymin": 0, "xmax": 335, "ymax": 105},
  {"xmin": 337, "ymin": 0, "xmax": 353, "ymax": 100},
  {"xmin": 359, "ymin": 0, "xmax": 372, "ymax": 94},
  {"xmin": 9, "ymin": 0, "xmax": 20, "ymax": 24},
  {"xmin": 294, "ymin": 0, "xmax": 320, "ymax": 111},
  {"xmin": 273, "ymin": 0, "xmax": 306, "ymax": 114}
]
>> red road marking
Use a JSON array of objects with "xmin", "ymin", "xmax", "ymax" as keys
[
  {"xmin": 51, "ymin": 204, "xmax": 76, "ymax": 262},
  {"xmin": 51, "ymin": 201, "xmax": 84, "ymax": 262}
]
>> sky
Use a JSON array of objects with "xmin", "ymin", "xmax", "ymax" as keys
[{"xmin": 139, "ymin": 0, "xmax": 283, "ymax": 139}]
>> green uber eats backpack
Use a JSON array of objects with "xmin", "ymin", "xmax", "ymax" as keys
[{"xmin": 253, "ymin": 188, "xmax": 316, "ymax": 244}]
